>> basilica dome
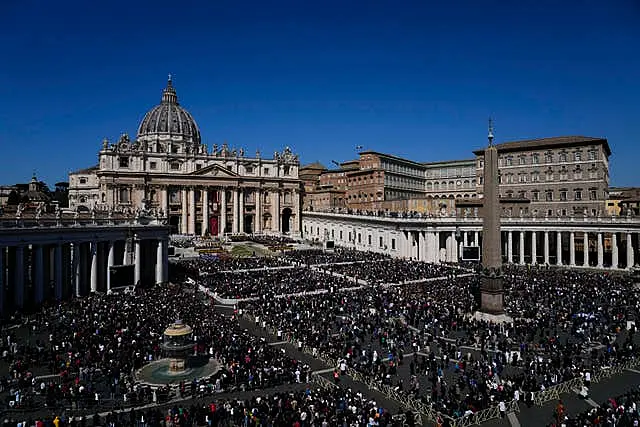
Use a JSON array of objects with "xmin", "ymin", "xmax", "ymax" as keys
[{"xmin": 137, "ymin": 77, "xmax": 201, "ymax": 146}]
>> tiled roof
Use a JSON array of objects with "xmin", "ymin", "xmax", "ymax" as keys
[{"xmin": 472, "ymin": 136, "xmax": 610, "ymax": 156}]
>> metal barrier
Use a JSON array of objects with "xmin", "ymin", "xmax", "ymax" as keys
[{"xmin": 532, "ymin": 377, "xmax": 584, "ymax": 406}]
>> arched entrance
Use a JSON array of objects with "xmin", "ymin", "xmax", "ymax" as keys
[
  {"xmin": 281, "ymin": 208, "xmax": 292, "ymax": 233},
  {"xmin": 243, "ymin": 214, "xmax": 253, "ymax": 234},
  {"xmin": 169, "ymin": 216, "xmax": 180, "ymax": 234}
]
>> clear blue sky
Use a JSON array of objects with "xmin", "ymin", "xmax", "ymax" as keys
[{"xmin": 1, "ymin": 0, "xmax": 638, "ymax": 187}]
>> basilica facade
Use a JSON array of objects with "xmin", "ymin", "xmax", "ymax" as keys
[{"xmin": 69, "ymin": 77, "xmax": 302, "ymax": 236}]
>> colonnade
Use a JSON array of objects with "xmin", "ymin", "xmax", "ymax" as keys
[
  {"xmin": 161, "ymin": 185, "xmax": 300, "ymax": 236},
  {"xmin": 0, "ymin": 223, "xmax": 170, "ymax": 317}
]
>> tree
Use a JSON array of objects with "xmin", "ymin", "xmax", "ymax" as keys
[
  {"xmin": 53, "ymin": 181, "xmax": 69, "ymax": 208},
  {"xmin": 6, "ymin": 190, "xmax": 19, "ymax": 205}
]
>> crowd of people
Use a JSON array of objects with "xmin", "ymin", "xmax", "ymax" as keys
[
  {"xmin": 557, "ymin": 387, "xmax": 640, "ymax": 426},
  {"xmin": 283, "ymin": 249, "xmax": 390, "ymax": 266},
  {"xmin": 322, "ymin": 259, "xmax": 459, "ymax": 285}
]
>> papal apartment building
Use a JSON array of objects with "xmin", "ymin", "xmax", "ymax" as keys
[
  {"xmin": 474, "ymin": 136, "xmax": 611, "ymax": 217},
  {"xmin": 69, "ymin": 77, "xmax": 303, "ymax": 236}
]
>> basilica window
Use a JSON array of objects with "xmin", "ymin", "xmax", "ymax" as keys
[
  {"xmin": 79, "ymin": 177, "xmax": 87, "ymax": 184},
  {"xmin": 118, "ymin": 156, "xmax": 129, "ymax": 168},
  {"xmin": 149, "ymin": 162, "xmax": 157, "ymax": 170},
  {"xmin": 170, "ymin": 162, "xmax": 180, "ymax": 170},
  {"xmin": 119, "ymin": 188, "xmax": 130, "ymax": 203},
  {"xmin": 283, "ymin": 165, "xmax": 290, "ymax": 176}
]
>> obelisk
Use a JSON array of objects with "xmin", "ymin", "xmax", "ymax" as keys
[{"xmin": 479, "ymin": 119, "xmax": 505, "ymax": 314}]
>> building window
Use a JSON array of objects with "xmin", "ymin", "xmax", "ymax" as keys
[
  {"xmin": 559, "ymin": 153, "xmax": 568, "ymax": 162},
  {"xmin": 118, "ymin": 156, "xmax": 129, "ymax": 168},
  {"xmin": 545, "ymin": 190, "xmax": 553, "ymax": 201},
  {"xmin": 196, "ymin": 164, "xmax": 202, "ymax": 170},
  {"xmin": 588, "ymin": 150, "xmax": 596, "ymax": 161},
  {"xmin": 532, "ymin": 190, "xmax": 540, "ymax": 201},
  {"xmin": 518, "ymin": 174, "xmax": 527, "ymax": 183},
  {"xmin": 245, "ymin": 165, "xmax": 253, "ymax": 174},
  {"xmin": 545, "ymin": 153, "xmax": 553, "ymax": 163},
  {"xmin": 149, "ymin": 162, "xmax": 157, "ymax": 170},
  {"xmin": 283, "ymin": 165, "xmax": 290, "ymax": 176},
  {"xmin": 519, "ymin": 156, "xmax": 526, "ymax": 165},
  {"xmin": 532, "ymin": 153, "xmax": 540, "ymax": 164},
  {"xmin": 505, "ymin": 156, "xmax": 513, "ymax": 166},
  {"xmin": 531, "ymin": 172, "xmax": 539, "ymax": 182},
  {"xmin": 589, "ymin": 169, "xmax": 598, "ymax": 179},
  {"xmin": 170, "ymin": 162, "xmax": 180, "ymax": 170},
  {"xmin": 379, "ymin": 236, "xmax": 383, "ymax": 248},
  {"xmin": 358, "ymin": 233, "xmax": 361, "ymax": 244},
  {"xmin": 560, "ymin": 169, "xmax": 568, "ymax": 180},
  {"xmin": 560, "ymin": 190, "xmax": 567, "ymax": 201},
  {"xmin": 368, "ymin": 235, "xmax": 372, "ymax": 245},
  {"xmin": 574, "ymin": 167, "xmax": 582, "ymax": 180},
  {"xmin": 546, "ymin": 170, "xmax": 554, "ymax": 181},
  {"xmin": 339, "ymin": 230, "xmax": 343, "ymax": 239},
  {"xmin": 264, "ymin": 167, "xmax": 270, "ymax": 175},
  {"xmin": 575, "ymin": 151, "xmax": 582, "ymax": 161},
  {"xmin": 589, "ymin": 189, "xmax": 597, "ymax": 200},
  {"xmin": 575, "ymin": 190, "xmax": 582, "ymax": 201},
  {"xmin": 79, "ymin": 177, "xmax": 87, "ymax": 184},
  {"xmin": 391, "ymin": 238, "xmax": 396, "ymax": 250}
]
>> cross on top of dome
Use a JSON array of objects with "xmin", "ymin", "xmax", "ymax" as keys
[{"xmin": 161, "ymin": 74, "xmax": 178, "ymax": 105}]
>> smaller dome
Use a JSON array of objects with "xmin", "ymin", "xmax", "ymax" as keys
[{"xmin": 137, "ymin": 76, "xmax": 201, "ymax": 145}]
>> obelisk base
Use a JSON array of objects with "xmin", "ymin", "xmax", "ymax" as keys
[{"xmin": 473, "ymin": 310, "xmax": 513, "ymax": 324}]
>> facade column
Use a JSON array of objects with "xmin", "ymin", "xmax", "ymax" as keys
[
  {"xmin": 556, "ymin": 231, "xmax": 563, "ymax": 266},
  {"xmin": 90, "ymin": 241, "xmax": 98, "ymax": 293},
  {"xmin": 627, "ymin": 232, "xmax": 635, "ymax": 269},
  {"xmin": 272, "ymin": 190, "xmax": 281, "ymax": 233},
  {"xmin": 519, "ymin": 231, "xmax": 525, "ymax": 265},
  {"xmin": 597, "ymin": 232, "xmax": 604, "ymax": 268},
  {"xmin": 531, "ymin": 231, "xmax": 537, "ymax": 265},
  {"xmin": 408, "ymin": 232, "xmax": 416, "ymax": 260},
  {"xmin": 106, "ymin": 241, "xmax": 115, "ymax": 293},
  {"xmin": 418, "ymin": 231, "xmax": 426, "ymax": 262},
  {"xmin": 474, "ymin": 231, "xmax": 479, "ymax": 246},
  {"xmin": 134, "ymin": 237, "xmax": 142, "ymax": 286},
  {"xmin": 202, "ymin": 188, "xmax": 209, "ymax": 236},
  {"xmin": 434, "ymin": 231, "xmax": 440, "ymax": 263},
  {"xmin": 463, "ymin": 232, "xmax": 469, "ymax": 247},
  {"xmin": 583, "ymin": 232, "xmax": 589, "ymax": 267},
  {"xmin": 73, "ymin": 243, "xmax": 81, "ymax": 297},
  {"xmin": 293, "ymin": 189, "xmax": 301, "ymax": 233},
  {"xmin": 188, "ymin": 188, "xmax": 196, "ymax": 235},
  {"xmin": 34, "ymin": 245, "xmax": 44, "ymax": 305},
  {"xmin": 544, "ymin": 231, "xmax": 550, "ymax": 265},
  {"xmin": 14, "ymin": 246, "xmax": 24, "ymax": 310},
  {"xmin": 232, "ymin": 188, "xmax": 240, "ymax": 233},
  {"xmin": 239, "ymin": 189, "xmax": 245, "ymax": 233},
  {"xmin": 450, "ymin": 231, "xmax": 458, "ymax": 263},
  {"xmin": 611, "ymin": 233, "xmax": 618, "ymax": 269},
  {"xmin": 55, "ymin": 244, "xmax": 63, "ymax": 300},
  {"xmin": 181, "ymin": 188, "xmax": 188, "ymax": 234},
  {"xmin": 255, "ymin": 189, "xmax": 262, "ymax": 234},
  {"xmin": 220, "ymin": 188, "xmax": 227, "ymax": 237},
  {"xmin": 161, "ymin": 186, "xmax": 169, "ymax": 217},
  {"xmin": 569, "ymin": 232, "xmax": 576, "ymax": 266},
  {"xmin": 507, "ymin": 231, "xmax": 513, "ymax": 263},
  {"xmin": 156, "ymin": 239, "xmax": 165, "ymax": 284}
]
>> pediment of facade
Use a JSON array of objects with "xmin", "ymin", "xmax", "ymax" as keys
[{"xmin": 189, "ymin": 164, "xmax": 239, "ymax": 178}]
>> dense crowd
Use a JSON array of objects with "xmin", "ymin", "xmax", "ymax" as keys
[
  {"xmin": 322, "ymin": 259, "xmax": 459, "ymax": 285},
  {"xmin": 240, "ymin": 264, "xmax": 640, "ymax": 418},
  {"xmin": 557, "ymin": 387, "xmax": 640, "ymax": 426},
  {"xmin": 283, "ymin": 249, "xmax": 390, "ymax": 265},
  {"xmin": 0, "ymin": 284, "xmax": 306, "ymax": 416}
]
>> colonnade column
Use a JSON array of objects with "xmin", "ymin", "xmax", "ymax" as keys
[
  {"xmin": 14, "ymin": 246, "xmax": 24, "ymax": 310},
  {"xmin": 474, "ymin": 231, "xmax": 479, "ymax": 247},
  {"xmin": 434, "ymin": 232, "xmax": 440, "ymax": 263},
  {"xmin": 583, "ymin": 232, "xmax": 589, "ymax": 267},
  {"xmin": 556, "ymin": 231, "xmax": 563, "ymax": 266},
  {"xmin": 220, "ymin": 189, "xmax": 227, "ymax": 237},
  {"xmin": 134, "ymin": 237, "xmax": 142, "ymax": 286},
  {"xmin": 627, "ymin": 233, "xmax": 635, "ymax": 269},
  {"xmin": 34, "ymin": 245, "xmax": 44, "ymax": 304},
  {"xmin": 156, "ymin": 239, "xmax": 165, "ymax": 284},
  {"xmin": 507, "ymin": 231, "xmax": 513, "ymax": 263},
  {"xmin": 90, "ymin": 241, "xmax": 98, "ymax": 293},
  {"xmin": 519, "ymin": 231, "xmax": 525, "ymax": 265},
  {"xmin": 543, "ymin": 231, "xmax": 550, "ymax": 265},
  {"xmin": 569, "ymin": 232, "xmax": 576, "ymax": 266},
  {"xmin": 255, "ymin": 189, "xmax": 262, "ymax": 234},
  {"xmin": 188, "ymin": 188, "xmax": 196, "ymax": 235},
  {"xmin": 181, "ymin": 188, "xmax": 188, "ymax": 234},
  {"xmin": 597, "ymin": 232, "xmax": 604, "ymax": 268},
  {"xmin": 107, "ymin": 241, "xmax": 115, "ymax": 293},
  {"xmin": 201, "ymin": 189, "xmax": 209, "ymax": 236},
  {"xmin": 0, "ymin": 247, "xmax": 3, "ymax": 315},
  {"xmin": 418, "ymin": 231, "xmax": 426, "ymax": 262},
  {"xmin": 239, "ymin": 189, "xmax": 245, "ymax": 233},
  {"xmin": 463, "ymin": 232, "xmax": 469, "ymax": 247},
  {"xmin": 531, "ymin": 231, "xmax": 537, "ymax": 265},
  {"xmin": 73, "ymin": 243, "xmax": 81, "ymax": 297},
  {"xmin": 54, "ymin": 244, "xmax": 63, "ymax": 300},
  {"xmin": 611, "ymin": 233, "xmax": 618, "ymax": 269},
  {"xmin": 232, "ymin": 189, "xmax": 240, "ymax": 233}
]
